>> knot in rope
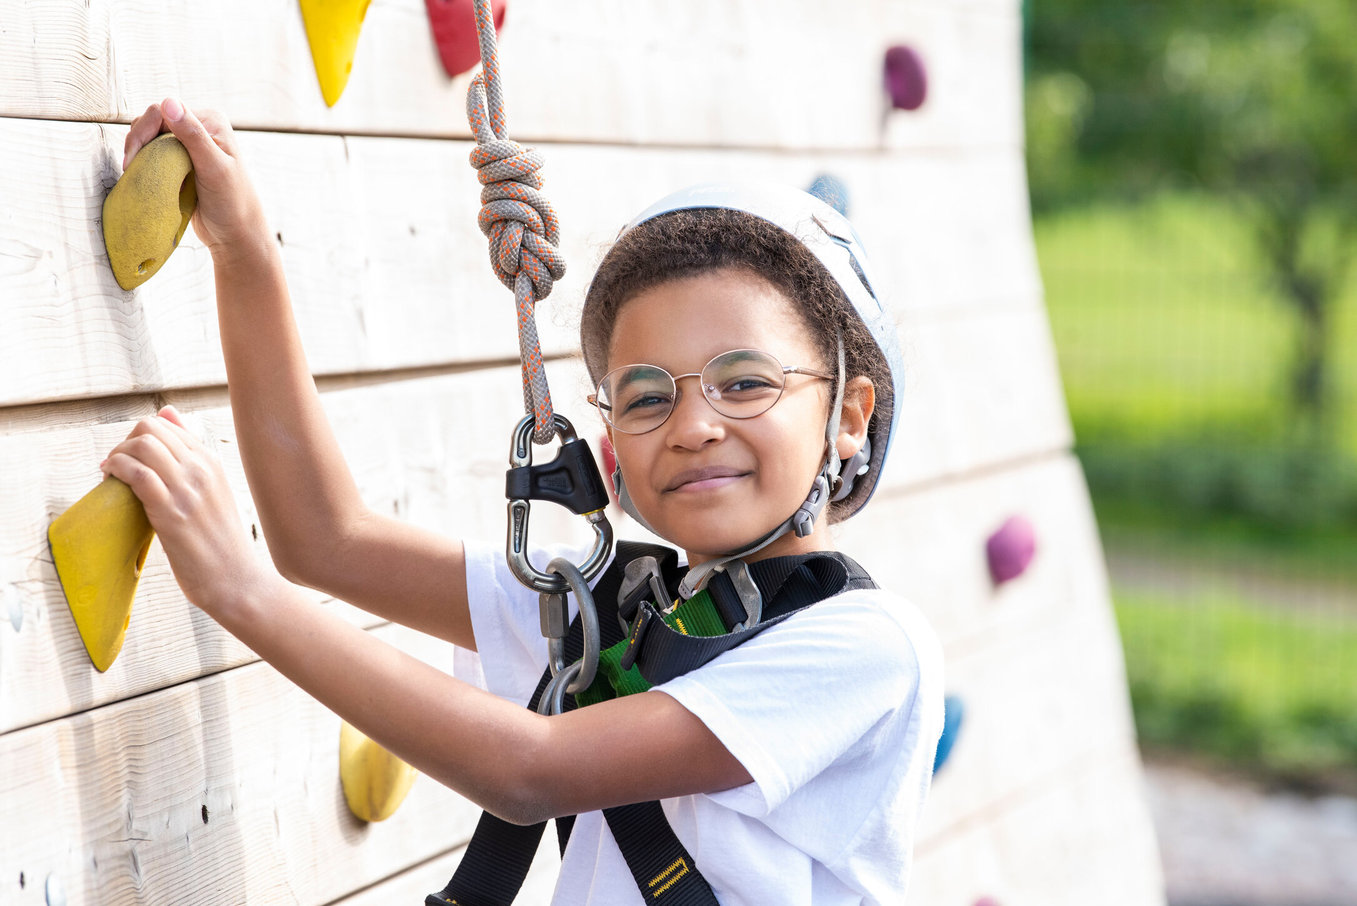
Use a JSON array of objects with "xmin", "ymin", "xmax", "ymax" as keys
[{"xmin": 465, "ymin": 0, "xmax": 564, "ymax": 443}]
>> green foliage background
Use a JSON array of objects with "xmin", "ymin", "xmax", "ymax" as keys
[{"xmin": 1025, "ymin": 1, "xmax": 1357, "ymax": 787}]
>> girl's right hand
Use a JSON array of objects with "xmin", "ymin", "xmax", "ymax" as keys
[{"xmin": 123, "ymin": 98, "xmax": 269, "ymax": 263}]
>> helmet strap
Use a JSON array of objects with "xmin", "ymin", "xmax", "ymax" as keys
[{"xmin": 617, "ymin": 334, "xmax": 859, "ymax": 601}]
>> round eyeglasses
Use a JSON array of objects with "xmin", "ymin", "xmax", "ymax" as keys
[{"xmin": 588, "ymin": 348, "xmax": 836, "ymax": 435}]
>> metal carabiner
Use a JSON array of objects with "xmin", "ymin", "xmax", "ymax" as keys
[
  {"xmin": 543, "ymin": 558, "xmax": 599, "ymax": 691},
  {"xmin": 505, "ymin": 413, "xmax": 614, "ymax": 594}
]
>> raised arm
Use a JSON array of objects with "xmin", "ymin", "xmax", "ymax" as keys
[{"xmin": 122, "ymin": 99, "xmax": 474, "ymax": 649}]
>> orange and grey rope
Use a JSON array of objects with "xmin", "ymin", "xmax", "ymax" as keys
[{"xmin": 466, "ymin": 0, "xmax": 565, "ymax": 444}]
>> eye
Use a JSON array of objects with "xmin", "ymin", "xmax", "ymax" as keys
[
  {"xmin": 620, "ymin": 389, "xmax": 674, "ymax": 413},
  {"xmin": 716, "ymin": 374, "xmax": 778, "ymax": 398}
]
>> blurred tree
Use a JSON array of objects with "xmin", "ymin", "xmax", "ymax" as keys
[{"xmin": 1026, "ymin": 0, "xmax": 1357, "ymax": 432}]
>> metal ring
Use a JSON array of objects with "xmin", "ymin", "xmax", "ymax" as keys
[
  {"xmin": 546, "ymin": 557, "xmax": 599, "ymax": 694},
  {"xmin": 536, "ymin": 662, "xmax": 581, "ymax": 716}
]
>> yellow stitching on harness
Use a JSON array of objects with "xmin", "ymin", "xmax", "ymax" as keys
[
  {"xmin": 674, "ymin": 614, "xmax": 689, "ymax": 635},
  {"xmin": 648, "ymin": 858, "xmax": 691, "ymax": 897}
]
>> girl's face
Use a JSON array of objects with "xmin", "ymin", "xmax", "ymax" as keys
[{"xmin": 604, "ymin": 269, "xmax": 845, "ymax": 565}]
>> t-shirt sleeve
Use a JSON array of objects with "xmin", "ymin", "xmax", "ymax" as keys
[
  {"xmin": 654, "ymin": 592, "xmax": 931, "ymax": 815},
  {"xmin": 456, "ymin": 539, "xmax": 616, "ymax": 708}
]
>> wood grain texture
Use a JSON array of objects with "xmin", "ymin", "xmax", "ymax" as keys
[
  {"xmin": 0, "ymin": 307, "xmax": 1071, "ymax": 732},
  {"xmin": 0, "ymin": 0, "xmax": 1022, "ymax": 151},
  {"xmin": 0, "ymin": 622, "xmax": 485, "ymax": 906},
  {"xmin": 0, "ymin": 116, "xmax": 1040, "ymax": 407},
  {"xmin": 912, "ymin": 749, "xmax": 1166, "ymax": 906}
]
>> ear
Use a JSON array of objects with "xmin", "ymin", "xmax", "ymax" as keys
[{"xmin": 835, "ymin": 376, "xmax": 875, "ymax": 461}]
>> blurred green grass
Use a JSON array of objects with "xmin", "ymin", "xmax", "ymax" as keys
[
  {"xmin": 1036, "ymin": 192, "xmax": 1357, "ymax": 451},
  {"xmin": 1116, "ymin": 590, "xmax": 1357, "ymax": 792},
  {"xmin": 1035, "ymin": 192, "xmax": 1357, "ymax": 788}
]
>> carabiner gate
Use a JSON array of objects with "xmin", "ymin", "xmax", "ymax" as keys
[{"xmin": 505, "ymin": 413, "xmax": 614, "ymax": 594}]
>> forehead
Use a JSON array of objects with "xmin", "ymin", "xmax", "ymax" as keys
[{"xmin": 606, "ymin": 269, "xmax": 818, "ymax": 371}]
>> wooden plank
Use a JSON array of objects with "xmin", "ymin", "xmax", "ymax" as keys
[
  {"xmin": 328, "ymin": 836, "xmax": 561, "ymax": 906},
  {"xmin": 840, "ymin": 454, "xmax": 1101, "ymax": 651},
  {"xmin": 0, "ymin": 0, "xmax": 1023, "ymax": 151},
  {"xmin": 911, "ymin": 749, "xmax": 1166, "ymax": 906},
  {"xmin": 0, "ymin": 622, "xmax": 488, "ymax": 906},
  {"xmin": 1, "ymin": 316, "xmax": 1071, "ymax": 732},
  {"xmin": 0, "ymin": 115, "xmax": 1040, "ymax": 406},
  {"xmin": 846, "ymin": 454, "xmax": 1147, "ymax": 824}
]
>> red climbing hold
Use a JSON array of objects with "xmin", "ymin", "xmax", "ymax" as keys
[
  {"xmin": 427, "ymin": 0, "xmax": 508, "ymax": 78},
  {"xmin": 986, "ymin": 514, "xmax": 1036, "ymax": 585},
  {"xmin": 599, "ymin": 433, "xmax": 618, "ymax": 505},
  {"xmin": 883, "ymin": 44, "xmax": 928, "ymax": 111}
]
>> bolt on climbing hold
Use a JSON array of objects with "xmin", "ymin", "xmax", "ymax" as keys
[
  {"xmin": 48, "ymin": 477, "xmax": 155, "ymax": 672},
  {"xmin": 339, "ymin": 721, "xmax": 418, "ymax": 822},
  {"xmin": 5, "ymin": 586, "xmax": 22, "ymax": 632},
  {"xmin": 427, "ymin": 0, "xmax": 508, "ymax": 78},
  {"xmin": 883, "ymin": 44, "xmax": 928, "ymax": 111},
  {"xmin": 300, "ymin": 0, "xmax": 373, "ymax": 106},
  {"xmin": 102, "ymin": 134, "xmax": 197, "ymax": 290},
  {"xmin": 986, "ymin": 514, "xmax": 1036, "ymax": 585},
  {"xmin": 932, "ymin": 694, "xmax": 965, "ymax": 773},
  {"xmin": 45, "ymin": 873, "xmax": 66, "ymax": 906},
  {"xmin": 807, "ymin": 173, "xmax": 851, "ymax": 217}
]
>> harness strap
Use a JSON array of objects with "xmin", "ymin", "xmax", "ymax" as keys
[
  {"xmin": 426, "ymin": 544, "xmax": 667, "ymax": 906},
  {"xmin": 428, "ymin": 544, "xmax": 875, "ymax": 905}
]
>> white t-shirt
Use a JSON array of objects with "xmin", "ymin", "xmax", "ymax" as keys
[{"xmin": 454, "ymin": 541, "xmax": 944, "ymax": 905}]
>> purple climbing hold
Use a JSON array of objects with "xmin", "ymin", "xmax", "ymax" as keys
[
  {"xmin": 986, "ymin": 514, "xmax": 1036, "ymax": 585},
  {"xmin": 973, "ymin": 899, "xmax": 1001, "ymax": 906},
  {"xmin": 883, "ymin": 44, "xmax": 928, "ymax": 111}
]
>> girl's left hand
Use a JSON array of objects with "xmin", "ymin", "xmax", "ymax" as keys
[{"xmin": 102, "ymin": 406, "xmax": 278, "ymax": 618}]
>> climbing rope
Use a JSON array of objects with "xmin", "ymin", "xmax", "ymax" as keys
[
  {"xmin": 464, "ymin": 0, "xmax": 613, "ymax": 714},
  {"xmin": 466, "ymin": 0, "xmax": 565, "ymax": 445}
]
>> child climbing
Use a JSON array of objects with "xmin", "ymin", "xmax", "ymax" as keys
[{"xmin": 101, "ymin": 97, "xmax": 943, "ymax": 904}]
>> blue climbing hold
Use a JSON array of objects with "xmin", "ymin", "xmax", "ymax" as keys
[
  {"xmin": 933, "ymin": 694, "xmax": 965, "ymax": 773},
  {"xmin": 807, "ymin": 173, "xmax": 850, "ymax": 216}
]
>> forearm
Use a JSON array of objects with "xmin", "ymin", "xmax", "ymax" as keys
[
  {"xmin": 211, "ymin": 239, "xmax": 365, "ymax": 582},
  {"xmin": 209, "ymin": 225, "xmax": 473, "ymax": 647},
  {"xmin": 226, "ymin": 572, "xmax": 547, "ymax": 822}
]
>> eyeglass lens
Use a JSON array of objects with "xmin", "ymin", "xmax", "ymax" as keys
[{"xmin": 597, "ymin": 349, "xmax": 789, "ymax": 434}]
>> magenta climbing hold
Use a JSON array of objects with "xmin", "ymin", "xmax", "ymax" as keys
[
  {"xmin": 427, "ymin": 0, "xmax": 508, "ymax": 78},
  {"xmin": 883, "ymin": 44, "xmax": 928, "ymax": 111},
  {"xmin": 973, "ymin": 898, "xmax": 1001, "ymax": 906},
  {"xmin": 986, "ymin": 514, "xmax": 1036, "ymax": 584}
]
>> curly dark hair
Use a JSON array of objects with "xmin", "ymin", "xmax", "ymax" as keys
[{"xmin": 580, "ymin": 207, "xmax": 893, "ymax": 521}]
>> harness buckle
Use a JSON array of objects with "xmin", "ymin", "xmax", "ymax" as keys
[
  {"xmin": 617, "ymin": 555, "xmax": 670, "ymax": 634},
  {"xmin": 505, "ymin": 414, "xmax": 614, "ymax": 594}
]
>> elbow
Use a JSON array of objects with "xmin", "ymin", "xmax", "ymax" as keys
[
  {"xmin": 488, "ymin": 790, "xmax": 557, "ymax": 827},
  {"xmin": 475, "ymin": 721, "xmax": 570, "ymax": 827}
]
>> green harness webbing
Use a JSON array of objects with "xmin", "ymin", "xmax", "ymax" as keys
[
  {"xmin": 427, "ymin": 542, "xmax": 876, "ymax": 906},
  {"xmin": 575, "ymin": 587, "xmax": 727, "ymax": 707}
]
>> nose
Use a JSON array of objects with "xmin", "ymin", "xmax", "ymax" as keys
[{"xmin": 662, "ymin": 373, "xmax": 724, "ymax": 449}]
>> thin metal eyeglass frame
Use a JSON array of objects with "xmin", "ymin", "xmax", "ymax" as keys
[{"xmin": 587, "ymin": 348, "xmax": 836, "ymax": 435}]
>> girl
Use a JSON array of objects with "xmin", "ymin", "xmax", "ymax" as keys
[{"xmin": 105, "ymin": 98, "xmax": 942, "ymax": 904}]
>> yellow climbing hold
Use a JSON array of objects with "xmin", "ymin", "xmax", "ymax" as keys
[
  {"xmin": 300, "ymin": 0, "xmax": 373, "ymax": 107},
  {"xmin": 339, "ymin": 720, "xmax": 418, "ymax": 822},
  {"xmin": 102, "ymin": 134, "xmax": 197, "ymax": 291},
  {"xmin": 47, "ymin": 478, "xmax": 155, "ymax": 673}
]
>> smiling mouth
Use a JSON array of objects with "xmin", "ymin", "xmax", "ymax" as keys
[{"xmin": 664, "ymin": 467, "xmax": 750, "ymax": 492}]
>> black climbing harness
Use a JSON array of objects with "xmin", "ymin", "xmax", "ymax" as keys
[{"xmin": 426, "ymin": 541, "xmax": 877, "ymax": 905}]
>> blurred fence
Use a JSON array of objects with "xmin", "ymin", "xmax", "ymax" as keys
[{"xmin": 1033, "ymin": 193, "xmax": 1357, "ymax": 793}]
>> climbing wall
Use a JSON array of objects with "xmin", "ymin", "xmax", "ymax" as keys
[{"xmin": 0, "ymin": 1, "xmax": 1165, "ymax": 903}]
